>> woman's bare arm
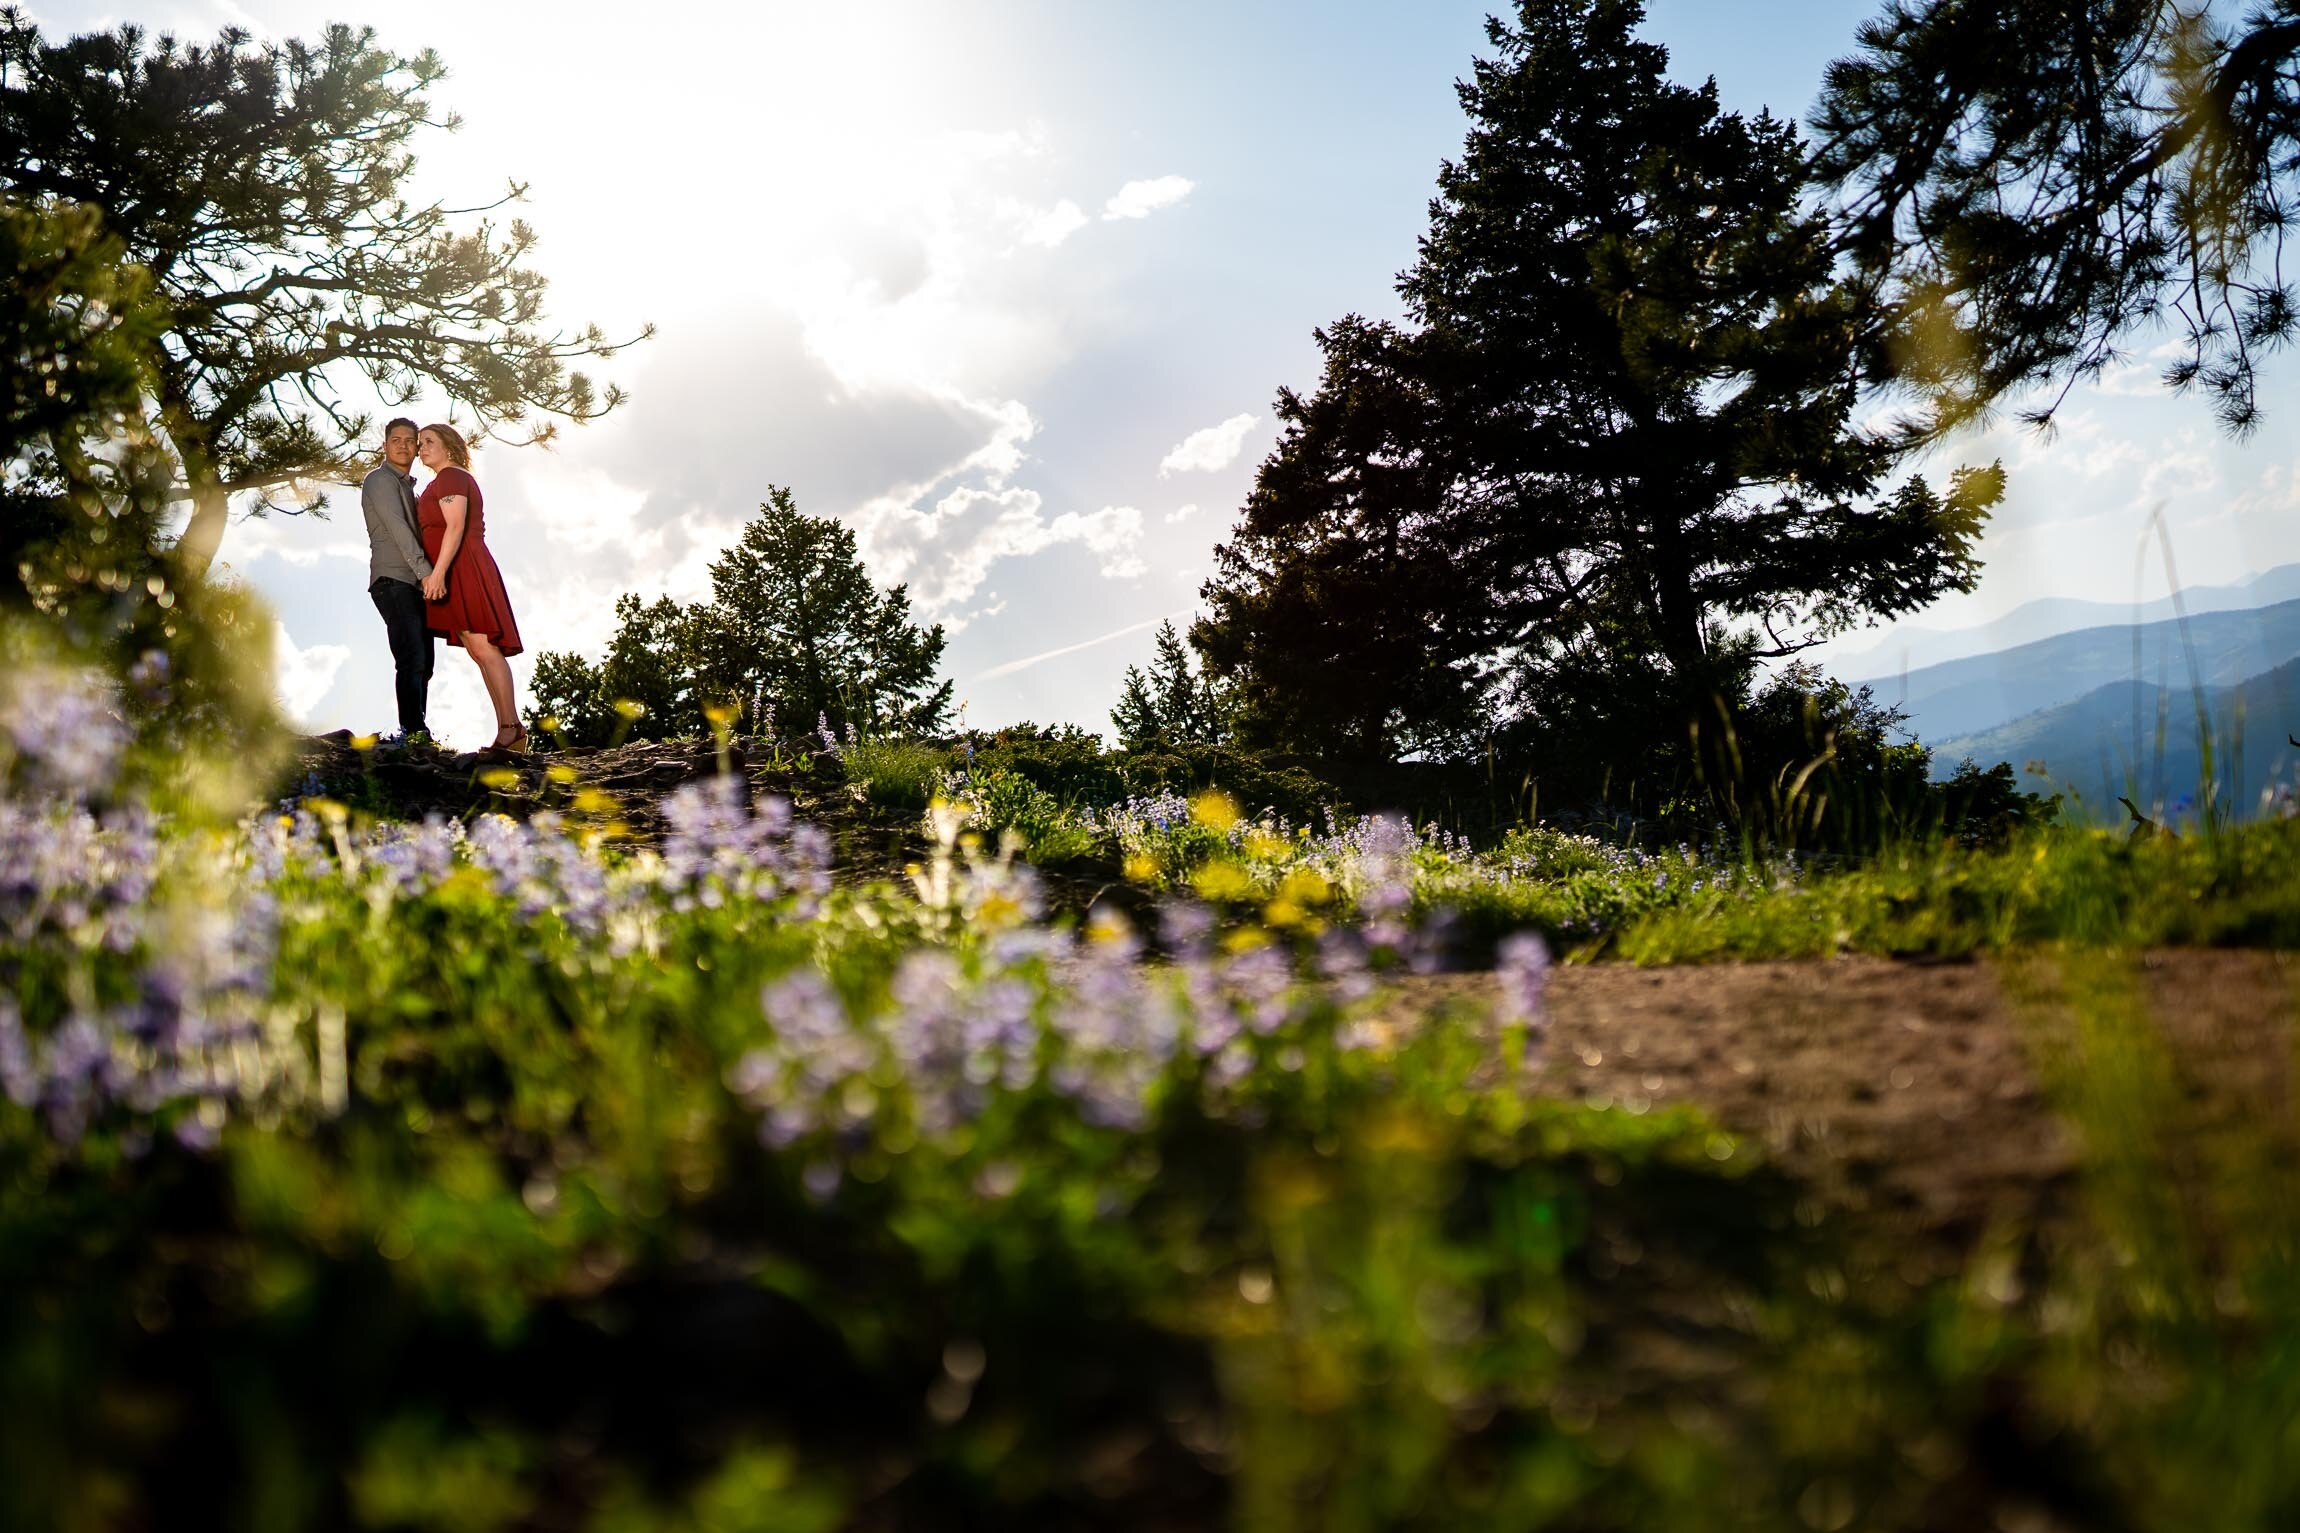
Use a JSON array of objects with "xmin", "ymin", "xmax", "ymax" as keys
[{"xmin": 422, "ymin": 497, "xmax": 468, "ymax": 601}]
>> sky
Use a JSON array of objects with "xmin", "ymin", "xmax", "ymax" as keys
[{"xmin": 31, "ymin": 0, "xmax": 2300, "ymax": 744}]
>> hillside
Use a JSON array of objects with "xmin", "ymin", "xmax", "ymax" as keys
[
  {"xmin": 1856, "ymin": 595, "xmax": 2300, "ymax": 742},
  {"xmin": 1932, "ymin": 656, "xmax": 2300, "ymax": 818}
]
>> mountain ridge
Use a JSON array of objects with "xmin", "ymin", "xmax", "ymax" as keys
[
  {"xmin": 1931, "ymin": 656, "xmax": 2300, "ymax": 822},
  {"xmin": 1838, "ymin": 561, "xmax": 2300, "ymax": 678},
  {"xmin": 1853, "ymin": 595, "xmax": 2300, "ymax": 744}
]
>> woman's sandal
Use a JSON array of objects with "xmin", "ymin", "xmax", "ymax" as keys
[{"xmin": 487, "ymin": 724, "xmax": 529, "ymax": 755}]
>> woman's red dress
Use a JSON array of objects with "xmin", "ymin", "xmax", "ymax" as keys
[{"xmin": 417, "ymin": 465, "xmax": 524, "ymax": 656}]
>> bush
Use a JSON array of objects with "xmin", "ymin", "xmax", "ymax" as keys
[
  {"xmin": 938, "ymin": 763, "xmax": 1100, "ymax": 864},
  {"xmin": 1114, "ymin": 744, "xmax": 1337, "ymax": 828},
  {"xmin": 958, "ymin": 722, "xmax": 1127, "ymax": 805},
  {"xmin": 844, "ymin": 737, "xmax": 949, "ymax": 813}
]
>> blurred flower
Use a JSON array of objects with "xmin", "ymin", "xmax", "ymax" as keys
[
  {"xmin": 2, "ymin": 663, "xmax": 130, "ymax": 801},
  {"xmin": 1496, "ymin": 931, "xmax": 1552, "ymax": 1068}
]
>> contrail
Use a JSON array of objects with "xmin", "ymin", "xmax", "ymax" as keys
[{"xmin": 971, "ymin": 611, "xmax": 1188, "ymax": 682}]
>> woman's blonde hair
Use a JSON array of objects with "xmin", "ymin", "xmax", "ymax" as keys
[{"xmin": 420, "ymin": 422, "xmax": 472, "ymax": 469}]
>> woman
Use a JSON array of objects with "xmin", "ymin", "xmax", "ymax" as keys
[{"xmin": 415, "ymin": 423, "xmax": 527, "ymax": 751}]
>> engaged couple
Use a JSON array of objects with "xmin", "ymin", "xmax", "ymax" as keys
[{"xmin": 360, "ymin": 418, "xmax": 528, "ymax": 753}]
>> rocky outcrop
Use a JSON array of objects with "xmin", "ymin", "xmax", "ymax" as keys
[{"xmin": 285, "ymin": 733, "xmax": 926, "ymax": 881}]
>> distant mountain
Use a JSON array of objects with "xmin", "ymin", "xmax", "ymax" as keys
[
  {"xmin": 1840, "ymin": 562, "xmax": 2300, "ymax": 677},
  {"xmin": 1853, "ymin": 596, "xmax": 2300, "ymax": 743},
  {"xmin": 1931, "ymin": 657, "xmax": 2300, "ymax": 823}
]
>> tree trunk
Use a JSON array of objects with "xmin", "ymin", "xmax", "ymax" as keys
[
  {"xmin": 174, "ymin": 477, "xmax": 230, "ymax": 581},
  {"xmin": 1644, "ymin": 507, "xmax": 1708, "ymax": 689},
  {"xmin": 1645, "ymin": 501, "xmax": 1744, "ymax": 815}
]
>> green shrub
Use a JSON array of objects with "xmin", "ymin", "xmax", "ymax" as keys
[
  {"xmin": 938, "ymin": 763, "xmax": 1100, "ymax": 864},
  {"xmin": 1115, "ymin": 744, "xmax": 1337, "ymax": 827},
  {"xmin": 964, "ymin": 722, "xmax": 1129, "ymax": 804},
  {"xmin": 843, "ymin": 737, "xmax": 950, "ymax": 813}
]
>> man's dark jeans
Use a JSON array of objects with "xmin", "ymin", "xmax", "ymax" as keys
[{"xmin": 369, "ymin": 577, "xmax": 435, "ymax": 737}]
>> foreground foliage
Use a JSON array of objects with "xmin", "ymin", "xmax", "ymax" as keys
[{"xmin": 8, "ymin": 662, "xmax": 2300, "ymax": 1529}]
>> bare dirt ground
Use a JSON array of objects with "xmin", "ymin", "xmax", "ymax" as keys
[{"xmin": 1391, "ymin": 952, "xmax": 2300, "ymax": 1263}]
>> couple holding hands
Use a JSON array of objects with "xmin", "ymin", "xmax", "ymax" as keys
[{"xmin": 359, "ymin": 418, "xmax": 527, "ymax": 752}]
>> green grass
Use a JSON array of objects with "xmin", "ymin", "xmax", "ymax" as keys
[
  {"xmin": 1611, "ymin": 818, "xmax": 2300, "ymax": 962},
  {"xmin": 13, "ymin": 705, "xmax": 2300, "ymax": 1526},
  {"xmin": 841, "ymin": 735, "xmax": 946, "ymax": 813}
]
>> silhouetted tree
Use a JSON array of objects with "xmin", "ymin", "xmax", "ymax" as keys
[
  {"xmin": 529, "ymin": 491, "xmax": 952, "ymax": 746},
  {"xmin": 693, "ymin": 490, "xmax": 952, "ymax": 738},
  {"xmin": 1200, "ymin": 0, "xmax": 2002, "ymax": 767},
  {"xmin": 1195, "ymin": 318, "xmax": 1501, "ymax": 760},
  {"xmin": 1112, "ymin": 619, "xmax": 1232, "ymax": 748},
  {"xmin": 527, "ymin": 594, "xmax": 695, "ymax": 746},
  {"xmin": 0, "ymin": 13, "xmax": 647, "ymax": 577},
  {"xmin": 1814, "ymin": 0, "xmax": 2300, "ymax": 435}
]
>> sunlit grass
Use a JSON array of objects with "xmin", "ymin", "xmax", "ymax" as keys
[
  {"xmin": 1612, "ymin": 819, "xmax": 2300, "ymax": 962},
  {"xmin": 12, "ymin": 655, "xmax": 2300, "ymax": 1527}
]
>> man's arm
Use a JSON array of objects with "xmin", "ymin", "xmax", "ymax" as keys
[{"xmin": 362, "ymin": 471, "xmax": 432, "ymax": 579}]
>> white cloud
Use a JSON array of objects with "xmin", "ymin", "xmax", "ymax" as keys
[
  {"xmin": 2229, "ymin": 460, "xmax": 2300, "ymax": 523},
  {"xmin": 1158, "ymin": 413, "xmax": 1258, "ymax": 476},
  {"xmin": 1164, "ymin": 502, "xmax": 1201, "ymax": 524},
  {"xmin": 952, "ymin": 395, "xmax": 1038, "ymax": 485},
  {"xmin": 1103, "ymin": 175, "xmax": 1195, "ymax": 221},
  {"xmin": 1015, "ymin": 198, "xmax": 1089, "ymax": 248},
  {"xmin": 221, "ymin": 498, "xmax": 367, "ymax": 568},
  {"xmin": 1046, "ymin": 505, "xmax": 1147, "ymax": 578},
  {"xmin": 833, "ymin": 395, "xmax": 1153, "ymax": 610},
  {"xmin": 273, "ymin": 627, "xmax": 349, "ymax": 725},
  {"xmin": 2137, "ymin": 433, "xmax": 2221, "ymax": 506},
  {"xmin": 508, "ymin": 453, "xmax": 651, "ymax": 556},
  {"xmin": 941, "ymin": 594, "xmax": 1009, "ymax": 636},
  {"xmin": 858, "ymin": 488, "xmax": 1145, "ymax": 611}
]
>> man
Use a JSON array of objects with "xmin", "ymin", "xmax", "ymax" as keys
[{"xmin": 361, "ymin": 418, "xmax": 435, "ymax": 743}]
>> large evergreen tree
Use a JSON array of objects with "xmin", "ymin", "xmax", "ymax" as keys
[
  {"xmin": 528, "ymin": 491, "xmax": 952, "ymax": 746},
  {"xmin": 692, "ymin": 490, "xmax": 952, "ymax": 738},
  {"xmin": 1814, "ymin": 0, "xmax": 2300, "ymax": 435},
  {"xmin": 0, "ymin": 14, "xmax": 645, "ymax": 577},
  {"xmin": 1199, "ymin": 0, "xmax": 2001, "ymax": 763},
  {"xmin": 1194, "ymin": 318, "xmax": 1502, "ymax": 759}
]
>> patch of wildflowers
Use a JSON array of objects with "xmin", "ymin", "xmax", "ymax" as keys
[
  {"xmin": 1, "ymin": 663, "xmax": 130, "ymax": 802},
  {"xmin": 657, "ymin": 776, "xmax": 831, "ymax": 915}
]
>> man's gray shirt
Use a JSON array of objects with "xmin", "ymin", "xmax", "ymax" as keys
[{"xmin": 361, "ymin": 464, "xmax": 432, "ymax": 587}]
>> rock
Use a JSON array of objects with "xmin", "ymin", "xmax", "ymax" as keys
[{"xmin": 279, "ymin": 734, "xmax": 926, "ymax": 878}]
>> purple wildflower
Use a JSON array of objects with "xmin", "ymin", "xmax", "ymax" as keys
[{"xmin": 1496, "ymin": 931, "xmax": 1552, "ymax": 1068}]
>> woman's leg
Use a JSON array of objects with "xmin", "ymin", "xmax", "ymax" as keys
[{"xmin": 460, "ymin": 631, "xmax": 518, "ymax": 731}]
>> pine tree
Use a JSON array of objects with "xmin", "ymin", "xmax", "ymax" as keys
[
  {"xmin": 1, "ymin": 15, "xmax": 645, "ymax": 576},
  {"xmin": 1112, "ymin": 620, "xmax": 1232, "ymax": 748},
  {"xmin": 530, "ymin": 490, "xmax": 953, "ymax": 747},
  {"xmin": 1192, "ymin": 318, "xmax": 1500, "ymax": 759},
  {"xmin": 1813, "ymin": 0, "xmax": 2300, "ymax": 435},
  {"xmin": 692, "ymin": 489, "xmax": 952, "ymax": 737},
  {"xmin": 1198, "ymin": 0, "xmax": 2002, "ymax": 764}
]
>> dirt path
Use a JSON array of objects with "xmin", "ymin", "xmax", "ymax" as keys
[{"xmin": 1392, "ymin": 952, "xmax": 2299, "ymax": 1266}]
